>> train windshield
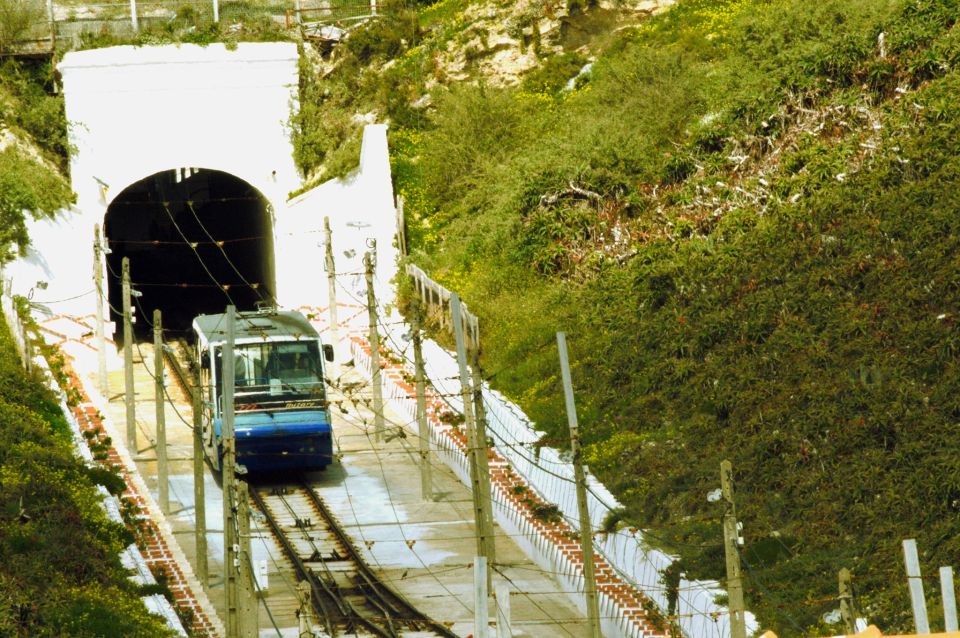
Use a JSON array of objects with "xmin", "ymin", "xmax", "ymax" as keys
[{"xmin": 215, "ymin": 340, "xmax": 326, "ymax": 408}]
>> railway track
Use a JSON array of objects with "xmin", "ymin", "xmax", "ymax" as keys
[
  {"xmin": 250, "ymin": 478, "xmax": 459, "ymax": 638},
  {"xmin": 161, "ymin": 340, "xmax": 456, "ymax": 637}
]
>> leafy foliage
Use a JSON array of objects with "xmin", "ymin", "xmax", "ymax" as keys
[
  {"xmin": 0, "ymin": 316, "xmax": 174, "ymax": 636},
  {"xmin": 387, "ymin": 0, "xmax": 960, "ymax": 634}
]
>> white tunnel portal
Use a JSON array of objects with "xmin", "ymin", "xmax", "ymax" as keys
[{"xmin": 104, "ymin": 168, "xmax": 275, "ymax": 335}]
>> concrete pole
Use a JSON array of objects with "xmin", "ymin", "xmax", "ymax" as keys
[
  {"xmin": 223, "ymin": 305, "xmax": 238, "ymax": 637},
  {"xmin": 129, "ymin": 0, "xmax": 138, "ymax": 32},
  {"xmin": 721, "ymin": 460, "xmax": 747, "ymax": 638},
  {"xmin": 154, "ymin": 309, "xmax": 168, "ymax": 514},
  {"xmin": 839, "ymin": 568, "xmax": 856, "ymax": 636},
  {"xmin": 192, "ymin": 371, "xmax": 208, "ymax": 587},
  {"xmin": 212, "ymin": 0, "xmax": 219, "ymax": 23},
  {"xmin": 556, "ymin": 332, "xmax": 601, "ymax": 638},
  {"xmin": 297, "ymin": 581, "xmax": 313, "ymax": 636},
  {"xmin": 474, "ymin": 556, "xmax": 489, "ymax": 638},
  {"xmin": 495, "ymin": 582, "xmax": 512, "ymax": 638},
  {"xmin": 411, "ymin": 296, "xmax": 432, "ymax": 501},
  {"xmin": 323, "ymin": 217, "xmax": 340, "ymax": 361},
  {"xmin": 363, "ymin": 252, "xmax": 386, "ymax": 442},
  {"xmin": 452, "ymin": 294, "xmax": 494, "ymax": 585},
  {"xmin": 903, "ymin": 539, "xmax": 931, "ymax": 634},
  {"xmin": 93, "ymin": 225, "xmax": 108, "ymax": 396},
  {"xmin": 45, "ymin": 0, "xmax": 55, "ymax": 49},
  {"xmin": 122, "ymin": 257, "xmax": 136, "ymax": 453},
  {"xmin": 237, "ymin": 478, "xmax": 258, "ymax": 638},
  {"xmin": 468, "ymin": 317, "xmax": 496, "ymax": 569},
  {"xmin": 941, "ymin": 566, "xmax": 958, "ymax": 632}
]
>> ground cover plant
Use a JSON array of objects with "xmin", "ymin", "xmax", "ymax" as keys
[
  {"xmin": 0, "ymin": 315, "xmax": 175, "ymax": 636},
  {"xmin": 373, "ymin": 0, "xmax": 960, "ymax": 634}
]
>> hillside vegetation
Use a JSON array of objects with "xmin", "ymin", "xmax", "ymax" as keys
[
  {"xmin": 0, "ymin": 311, "xmax": 175, "ymax": 636},
  {"xmin": 302, "ymin": 0, "xmax": 960, "ymax": 634}
]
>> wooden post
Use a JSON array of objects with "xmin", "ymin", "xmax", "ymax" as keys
[
  {"xmin": 452, "ymin": 294, "xmax": 494, "ymax": 585},
  {"xmin": 237, "ymin": 477, "xmax": 258, "ymax": 638},
  {"xmin": 556, "ymin": 332, "xmax": 601, "ymax": 638},
  {"xmin": 474, "ymin": 556, "xmax": 489, "ymax": 638},
  {"xmin": 721, "ymin": 460, "xmax": 747, "ymax": 638},
  {"xmin": 839, "ymin": 568, "xmax": 856, "ymax": 636},
  {"xmin": 411, "ymin": 296, "xmax": 432, "ymax": 501},
  {"xmin": 495, "ymin": 582, "xmax": 512, "ymax": 638},
  {"xmin": 192, "ymin": 371, "xmax": 208, "ymax": 587},
  {"xmin": 903, "ymin": 539, "xmax": 930, "ymax": 634},
  {"xmin": 941, "ymin": 566, "xmax": 958, "ymax": 632},
  {"xmin": 363, "ymin": 252, "xmax": 386, "ymax": 442},
  {"xmin": 93, "ymin": 225, "xmax": 108, "ymax": 396},
  {"xmin": 122, "ymin": 257, "xmax": 136, "ymax": 453},
  {"xmin": 154, "ymin": 309, "xmax": 168, "ymax": 514},
  {"xmin": 323, "ymin": 217, "xmax": 340, "ymax": 361},
  {"xmin": 223, "ymin": 305, "xmax": 238, "ymax": 637}
]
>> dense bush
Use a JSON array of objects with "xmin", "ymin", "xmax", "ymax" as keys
[
  {"xmin": 393, "ymin": 0, "xmax": 960, "ymax": 633},
  {"xmin": 0, "ymin": 317, "xmax": 174, "ymax": 636}
]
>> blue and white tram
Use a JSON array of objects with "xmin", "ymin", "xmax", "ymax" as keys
[{"xmin": 193, "ymin": 309, "xmax": 335, "ymax": 473}]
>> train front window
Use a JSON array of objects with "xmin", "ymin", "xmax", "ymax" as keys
[{"xmin": 215, "ymin": 340, "xmax": 326, "ymax": 407}]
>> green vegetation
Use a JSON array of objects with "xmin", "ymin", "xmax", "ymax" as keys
[
  {"xmin": 0, "ymin": 314, "xmax": 175, "ymax": 636},
  {"xmin": 0, "ymin": 60, "xmax": 73, "ymax": 261},
  {"xmin": 330, "ymin": 0, "xmax": 960, "ymax": 634}
]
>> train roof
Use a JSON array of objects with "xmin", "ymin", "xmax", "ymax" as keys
[{"xmin": 192, "ymin": 309, "xmax": 319, "ymax": 345}]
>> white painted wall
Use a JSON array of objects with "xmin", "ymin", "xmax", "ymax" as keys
[{"xmin": 6, "ymin": 43, "xmax": 397, "ymax": 326}]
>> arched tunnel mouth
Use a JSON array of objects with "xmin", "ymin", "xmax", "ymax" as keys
[{"xmin": 105, "ymin": 168, "xmax": 275, "ymax": 341}]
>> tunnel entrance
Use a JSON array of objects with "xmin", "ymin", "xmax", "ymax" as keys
[{"xmin": 105, "ymin": 168, "xmax": 276, "ymax": 339}]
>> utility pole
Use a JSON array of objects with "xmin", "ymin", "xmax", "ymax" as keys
[
  {"xmin": 720, "ymin": 460, "xmax": 747, "ymax": 638},
  {"xmin": 323, "ymin": 217, "xmax": 340, "ymax": 362},
  {"xmin": 154, "ymin": 309, "xmax": 168, "ymax": 513},
  {"xmin": 451, "ymin": 293, "xmax": 495, "ymax": 585},
  {"xmin": 467, "ymin": 315, "xmax": 496, "ymax": 570},
  {"xmin": 237, "ymin": 476, "xmax": 258, "ymax": 638},
  {"xmin": 474, "ymin": 555, "xmax": 489, "ymax": 638},
  {"xmin": 223, "ymin": 305, "xmax": 239, "ymax": 637},
  {"xmin": 122, "ymin": 257, "xmax": 136, "ymax": 453},
  {"xmin": 903, "ymin": 538, "xmax": 930, "ymax": 634},
  {"xmin": 93, "ymin": 225, "xmax": 108, "ymax": 396},
  {"xmin": 838, "ymin": 568, "xmax": 856, "ymax": 636},
  {"xmin": 411, "ymin": 296, "xmax": 432, "ymax": 501},
  {"xmin": 556, "ymin": 332, "xmax": 602, "ymax": 638},
  {"xmin": 212, "ymin": 0, "xmax": 219, "ymax": 23},
  {"xmin": 363, "ymin": 252, "xmax": 386, "ymax": 442},
  {"xmin": 192, "ymin": 370, "xmax": 208, "ymax": 586}
]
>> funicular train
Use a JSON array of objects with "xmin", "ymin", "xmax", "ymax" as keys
[{"xmin": 193, "ymin": 308, "xmax": 335, "ymax": 473}]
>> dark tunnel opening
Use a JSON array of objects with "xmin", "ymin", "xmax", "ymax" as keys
[{"xmin": 105, "ymin": 168, "xmax": 275, "ymax": 341}]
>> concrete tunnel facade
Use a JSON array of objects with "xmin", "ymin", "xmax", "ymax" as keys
[{"xmin": 4, "ymin": 42, "xmax": 399, "ymax": 337}]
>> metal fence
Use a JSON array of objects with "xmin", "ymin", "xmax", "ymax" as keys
[{"xmin": 4, "ymin": 0, "xmax": 396, "ymax": 53}]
